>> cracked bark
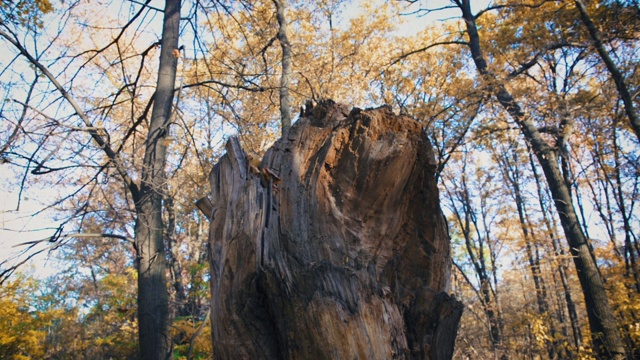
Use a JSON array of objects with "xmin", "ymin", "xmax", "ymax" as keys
[{"xmin": 204, "ymin": 101, "xmax": 462, "ymax": 359}]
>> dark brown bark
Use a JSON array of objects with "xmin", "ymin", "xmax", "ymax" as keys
[
  {"xmin": 455, "ymin": 0, "xmax": 626, "ymax": 357},
  {"xmin": 205, "ymin": 101, "xmax": 462, "ymax": 359},
  {"xmin": 135, "ymin": 0, "xmax": 180, "ymax": 358}
]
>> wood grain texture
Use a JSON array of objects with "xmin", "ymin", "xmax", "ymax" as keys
[{"xmin": 207, "ymin": 100, "xmax": 462, "ymax": 359}]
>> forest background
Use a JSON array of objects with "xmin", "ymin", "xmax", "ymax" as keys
[{"xmin": 0, "ymin": 0, "xmax": 638, "ymax": 358}]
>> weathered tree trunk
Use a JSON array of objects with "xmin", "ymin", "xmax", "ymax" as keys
[{"xmin": 204, "ymin": 101, "xmax": 462, "ymax": 359}]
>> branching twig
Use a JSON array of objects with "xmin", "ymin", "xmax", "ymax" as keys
[
  {"xmin": 389, "ymin": 41, "xmax": 468, "ymax": 67},
  {"xmin": 186, "ymin": 309, "xmax": 211, "ymax": 360},
  {"xmin": 0, "ymin": 27, "xmax": 140, "ymax": 202},
  {"xmin": 182, "ymin": 79, "xmax": 266, "ymax": 92},
  {"xmin": 508, "ymin": 42, "xmax": 571, "ymax": 79},
  {"xmin": 13, "ymin": 232, "xmax": 135, "ymax": 247}
]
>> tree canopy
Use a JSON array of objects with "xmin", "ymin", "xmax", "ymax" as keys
[{"xmin": 0, "ymin": 0, "xmax": 638, "ymax": 358}]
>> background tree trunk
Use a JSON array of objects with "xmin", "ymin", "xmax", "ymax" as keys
[
  {"xmin": 204, "ymin": 100, "xmax": 462, "ymax": 359},
  {"xmin": 455, "ymin": 0, "xmax": 626, "ymax": 356},
  {"xmin": 136, "ymin": 0, "xmax": 180, "ymax": 358},
  {"xmin": 274, "ymin": 0, "xmax": 292, "ymax": 134},
  {"xmin": 573, "ymin": 0, "xmax": 640, "ymax": 142}
]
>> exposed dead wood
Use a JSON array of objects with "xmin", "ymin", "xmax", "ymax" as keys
[
  {"xmin": 195, "ymin": 196, "xmax": 214, "ymax": 220},
  {"xmin": 206, "ymin": 100, "xmax": 462, "ymax": 359}
]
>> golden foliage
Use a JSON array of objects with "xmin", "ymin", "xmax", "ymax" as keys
[
  {"xmin": 171, "ymin": 317, "xmax": 213, "ymax": 360},
  {"xmin": 0, "ymin": 274, "xmax": 48, "ymax": 359}
]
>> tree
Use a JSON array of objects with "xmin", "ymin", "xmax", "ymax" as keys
[
  {"xmin": 495, "ymin": 140, "xmax": 559, "ymax": 358},
  {"xmin": 1, "ymin": 1, "xmax": 408, "ymax": 357},
  {"xmin": 2, "ymin": 0, "xmax": 638, "ymax": 358},
  {"xmin": 528, "ymin": 148, "xmax": 584, "ymax": 354},
  {"xmin": 204, "ymin": 101, "xmax": 463, "ymax": 359},
  {"xmin": 273, "ymin": 0, "xmax": 293, "ymax": 133},
  {"xmin": 573, "ymin": 0, "xmax": 640, "ymax": 142},
  {"xmin": 0, "ymin": 0, "xmax": 181, "ymax": 356},
  {"xmin": 446, "ymin": 1, "xmax": 625, "ymax": 357},
  {"xmin": 443, "ymin": 151, "xmax": 505, "ymax": 354},
  {"xmin": 0, "ymin": 274, "xmax": 50, "ymax": 359},
  {"xmin": 392, "ymin": 0, "xmax": 630, "ymax": 356},
  {"xmin": 134, "ymin": 0, "xmax": 180, "ymax": 356}
]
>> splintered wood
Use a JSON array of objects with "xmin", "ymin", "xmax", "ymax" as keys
[{"xmin": 204, "ymin": 100, "xmax": 462, "ymax": 360}]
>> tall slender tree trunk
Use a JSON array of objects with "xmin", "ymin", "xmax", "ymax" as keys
[
  {"xmin": 447, "ymin": 173, "xmax": 503, "ymax": 352},
  {"xmin": 1, "ymin": 1, "xmax": 181, "ymax": 357},
  {"xmin": 135, "ymin": 0, "xmax": 180, "ymax": 358},
  {"xmin": 165, "ymin": 195, "xmax": 190, "ymax": 317},
  {"xmin": 274, "ymin": 0, "xmax": 292, "ymax": 133},
  {"xmin": 612, "ymin": 124, "xmax": 640, "ymax": 292},
  {"xmin": 500, "ymin": 149, "xmax": 555, "ymax": 358},
  {"xmin": 529, "ymin": 151, "xmax": 583, "ymax": 351},
  {"xmin": 573, "ymin": 0, "xmax": 640, "ymax": 142},
  {"xmin": 455, "ymin": 0, "xmax": 626, "ymax": 357}
]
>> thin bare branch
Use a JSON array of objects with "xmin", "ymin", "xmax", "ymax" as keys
[
  {"xmin": 12, "ymin": 232, "xmax": 135, "ymax": 247},
  {"xmin": 474, "ymin": 0, "xmax": 551, "ymax": 19},
  {"xmin": 0, "ymin": 28, "xmax": 140, "ymax": 201},
  {"xmin": 508, "ymin": 42, "xmax": 571, "ymax": 79},
  {"xmin": 182, "ymin": 79, "xmax": 266, "ymax": 92},
  {"xmin": 389, "ymin": 41, "xmax": 469, "ymax": 67}
]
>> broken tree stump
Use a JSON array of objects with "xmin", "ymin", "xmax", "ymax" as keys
[{"xmin": 205, "ymin": 100, "xmax": 462, "ymax": 359}]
